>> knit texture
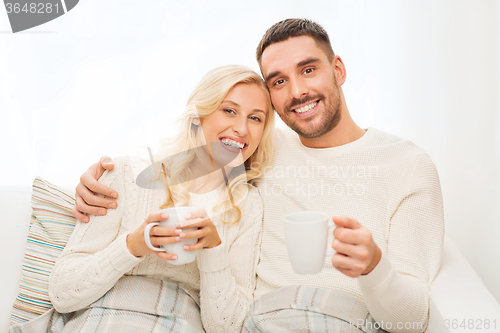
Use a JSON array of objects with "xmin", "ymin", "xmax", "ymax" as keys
[
  {"xmin": 254, "ymin": 127, "xmax": 444, "ymax": 333},
  {"xmin": 48, "ymin": 156, "xmax": 263, "ymax": 333}
]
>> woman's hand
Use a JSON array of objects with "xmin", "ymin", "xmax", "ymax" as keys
[
  {"xmin": 177, "ymin": 208, "xmax": 221, "ymax": 250},
  {"xmin": 126, "ymin": 211, "xmax": 181, "ymax": 261}
]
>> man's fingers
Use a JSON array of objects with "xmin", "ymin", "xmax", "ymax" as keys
[
  {"xmin": 74, "ymin": 187, "xmax": 108, "ymax": 216},
  {"xmin": 333, "ymin": 227, "xmax": 363, "ymax": 245},
  {"xmin": 331, "ymin": 253, "xmax": 364, "ymax": 274},
  {"xmin": 331, "ymin": 252, "xmax": 352, "ymax": 269},
  {"xmin": 336, "ymin": 267, "xmax": 360, "ymax": 278},
  {"xmin": 76, "ymin": 182, "xmax": 116, "ymax": 210},
  {"xmin": 80, "ymin": 164, "xmax": 118, "ymax": 199},
  {"xmin": 80, "ymin": 171, "xmax": 118, "ymax": 199},
  {"xmin": 72, "ymin": 203, "xmax": 89, "ymax": 223},
  {"xmin": 332, "ymin": 216, "xmax": 361, "ymax": 229},
  {"xmin": 332, "ymin": 238, "xmax": 367, "ymax": 260},
  {"xmin": 100, "ymin": 156, "xmax": 115, "ymax": 170}
]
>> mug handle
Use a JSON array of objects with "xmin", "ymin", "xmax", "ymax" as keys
[{"xmin": 144, "ymin": 222, "xmax": 164, "ymax": 251}]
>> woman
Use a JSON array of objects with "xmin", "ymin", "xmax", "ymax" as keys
[{"xmin": 10, "ymin": 65, "xmax": 274, "ymax": 333}]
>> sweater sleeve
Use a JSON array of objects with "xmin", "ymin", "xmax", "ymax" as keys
[
  {"xmin": 49, "ymin": 156, "xmax": 144, "ymax": 313},
  {"xmin": 357, "ymin": 153, "xmax": 445, "ymax": 333},
  {"xmin": 197, "ymin": 186, "xmax": 263, "ymax": 333}
]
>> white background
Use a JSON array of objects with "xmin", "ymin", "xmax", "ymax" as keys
[{"xmin": 1, "ymin": 0, "xmax": 499, "ymax": 303}]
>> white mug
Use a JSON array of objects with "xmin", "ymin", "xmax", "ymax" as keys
[
  {"xmin": 144, "ymin": 206, "xmax": 198, "ymax": 265},
  {"xmin": 284, "ymin": 211, "xmax": 335, "ymax": 274}
]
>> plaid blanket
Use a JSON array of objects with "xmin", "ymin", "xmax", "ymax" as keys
[
  {"xmin": 9, "ymin": 276, "xmax": 204, "ymax": 333},
  {"xmin": 243, "ymin": 285, "xmax": 388, "ymax": 333}
]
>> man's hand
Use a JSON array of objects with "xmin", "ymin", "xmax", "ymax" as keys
[
  {"xmin": 73, "ymin": 156, "xmax": 118, "ymax": 223},
  {"xmin": 331, "ymin": 216, "xmax": 382, "ymax": 278}
]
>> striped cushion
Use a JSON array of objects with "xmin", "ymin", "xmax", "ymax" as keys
[{"xmin": 10, "ymin": 177, "xmax": 76, "ymax": 326}]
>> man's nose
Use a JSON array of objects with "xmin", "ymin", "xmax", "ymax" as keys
[{"xmin": 289, "ymin": 76, "xmax": 308, "ymax": 100}]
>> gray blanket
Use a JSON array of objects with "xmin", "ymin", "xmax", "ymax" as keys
[
  {"xmin": 9, "ymin": 276, "xmax": 204, "ymax": 333},
  {"xmin": 243, "ymin": 285, "xmax": 389, "ymax": 333}
]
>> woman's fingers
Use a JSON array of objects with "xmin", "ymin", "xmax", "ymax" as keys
[
  {"xmin": 146, "ymin": 211, "xmax": 168, "ymax": 222},
  {"xmin": 177, "ymin": 217, "xmax": 207, "ymax": 228},
  {"xmin": 155, "ymin": 252, "xmax": 179, "ymax": 261},
  {"xmin": 150, "ymin": 235, "xmax": 180, "ymax": 247},
  {"xmin": 183, "ymin": 208, "xmax": 208, "ymax": 220},
  {"xmin": 184, "ymin": 241, "xmax": 205, "ymax": 251},
  {"xmin": 178, "ymin": 228, "xmax": 207, "ymax": 240}
]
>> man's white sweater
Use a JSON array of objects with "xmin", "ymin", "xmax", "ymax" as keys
[{"xmin": 254, "ymin": 127, "xmax": 444, "ymax": 332}]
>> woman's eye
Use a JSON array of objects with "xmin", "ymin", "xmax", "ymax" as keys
[
  {"xmin": 250, "ymin": 116, "xmax": 262, "ymax": 122},
  {"xmin": 224, "ymin": 108, "xmax": 236, "ymax": 114}
]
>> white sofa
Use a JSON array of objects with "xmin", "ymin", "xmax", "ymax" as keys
[{"xmin": 1, "ymin": 187, "xmax": 500, "ymax": 333}]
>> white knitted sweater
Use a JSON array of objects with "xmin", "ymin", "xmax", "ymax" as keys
[
  {"xmin": 48, "ymin": 156, "xmax": 263, "ymax": 333},
  {"xmin": 254, "ymin": 127, "xmax": 444, "ymax": 333}
]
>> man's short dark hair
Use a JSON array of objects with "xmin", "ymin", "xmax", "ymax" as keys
[{"xmin": 256, "ymin": 18, "xmax": 335, "ymax": 68}]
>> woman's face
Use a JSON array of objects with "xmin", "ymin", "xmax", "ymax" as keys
[{"xmin": 196, "ymin": 83, "xmax": 268, "ymax": 168}]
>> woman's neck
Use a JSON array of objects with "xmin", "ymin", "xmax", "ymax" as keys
[{"xmin": 188, "ymin": 156, "xmax": 233, "ymax": 194}]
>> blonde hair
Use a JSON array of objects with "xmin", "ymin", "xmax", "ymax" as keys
[{"xmin": 155, "ymin": 65, "xmax": 274, "ymax": 224}]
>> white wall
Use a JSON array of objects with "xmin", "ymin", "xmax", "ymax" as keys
[{"xmin": 1, "ymin": 0, "xmax": 499, "ymax": 302}]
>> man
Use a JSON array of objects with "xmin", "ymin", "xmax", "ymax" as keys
[{"xmin": 73, "ymin": 19, "xmax": 443, "ymax": 332}]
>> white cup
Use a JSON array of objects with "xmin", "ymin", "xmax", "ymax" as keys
[
  {"xmin": 284, "ymin": 211, "xmax": 335, "ymax": 274},
  {"xmin": 144, "ymin": 206, "xmax": 198, "ymax": 265}
]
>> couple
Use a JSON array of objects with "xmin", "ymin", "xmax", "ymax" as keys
[{"xmin": 15, "ymin": 19, "xmax": 444, "ymax": 333}]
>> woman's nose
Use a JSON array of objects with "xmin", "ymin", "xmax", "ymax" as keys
[{"xmin": 232, "ymin": 118, "xmax": 249, "ymax": 136}]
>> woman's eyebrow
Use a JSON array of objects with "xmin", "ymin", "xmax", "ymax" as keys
[
  {"xmin": 222, "ymin": 100, "xmax": 240, "ymax": 107},
  {"xmin": 223, "ymin": 100, "xmax": 266, "ymax": 114}
]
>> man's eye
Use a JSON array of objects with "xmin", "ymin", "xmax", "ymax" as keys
[
  {"xmin": 303, "ymin": 68, "xmax": 314, "ymax": 74},
  {"xmin": 274, "ymin": 79, "xmax": 285, "ymax": 86}
]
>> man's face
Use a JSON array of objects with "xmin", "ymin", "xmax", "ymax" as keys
[{"xmin": 261, "ymin": 36, "xmax": 342, "ymax": 139}]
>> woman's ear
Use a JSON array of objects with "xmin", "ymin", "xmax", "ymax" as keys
[{"xmin": 192, "ymin": 117, "xmax": 200, "ymax": 126}]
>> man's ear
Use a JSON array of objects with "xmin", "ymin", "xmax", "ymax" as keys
[
  {"xmin": 192, "ymin": 117, "xmax": 200, "ymax": 126},
  {"xmin": 333, "ymin": 55, "xmax": 347, "ymax": 86}
]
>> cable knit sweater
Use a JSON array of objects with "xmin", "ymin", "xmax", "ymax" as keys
[
  {"xmin": 253, "ymin": 127, "xmax": 444, "ymax": 333},
  {"xmin": 48, "ymin": 156, "xmax": 263, "ymax": 333}
]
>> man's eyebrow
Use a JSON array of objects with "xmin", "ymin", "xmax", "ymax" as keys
[
  {"xmin": 264, "ymin": 71, "xmax": 281, "ymax": 84},
  {"xmin": 264, "ymin": 57, "xmax": 321, "ymax": 83},
  {"xmin": 297, "ymin": 57, "xmax": 320, "ymax": 68}
]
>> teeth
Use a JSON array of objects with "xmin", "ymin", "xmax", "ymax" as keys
[
  {"xmin": 221, "ymin": 138, "xmax": 245, "ymax": 149},
  {"xmin": 294, "ymin": 101, "xmax": 317, "ymax": 113}
]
